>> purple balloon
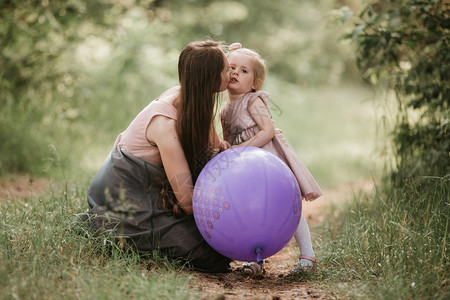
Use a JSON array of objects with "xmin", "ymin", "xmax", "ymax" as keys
[{"xmin": 193, "ymin": 146, "xmax": 302, "ymax": 262}]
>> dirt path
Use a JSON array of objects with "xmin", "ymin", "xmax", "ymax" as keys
[
  {"xmin": 189, "ymin": 181, "xmax": 374, "ymax": 300},
  {"xmin": 0, "ymin": 175, "xmax": 53, "ymax": 202},
  {"xmin": 0, "ymin": 176, "xmax": 373, "ymax": 299}
]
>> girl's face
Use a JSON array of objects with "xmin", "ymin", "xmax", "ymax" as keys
[
  {"xmin": 219, "ymin": 54, "xmax": 231, "ymax": 92},
  {"xmin": 227, "ymin": 52, "xmax": 255, "ymax": 95}
]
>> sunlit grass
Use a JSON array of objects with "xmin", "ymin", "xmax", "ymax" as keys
[{"xmin": 0, "ymin": 184, "xmax": 195, "ymax": 300}]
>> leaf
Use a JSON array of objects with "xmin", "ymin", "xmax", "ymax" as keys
[
  {"xmin": 340, "ymin": 6, "xmax": 354, "ymax": 24},
  {"xmin": 352, "ymin": 24, "xmax": 365, "ymax": 39}
]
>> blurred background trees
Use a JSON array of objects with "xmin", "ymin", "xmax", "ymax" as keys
[
  {"xmin": 1, "ymin": 0, "xmax": 363, "ymax": 177},
  {"xmin": 344, "ymin": 0, "xmax": 449, "ymax": 181},
  {"xmin": 2, "ymin": 0, "xmax": 446, "ymax": 184}
]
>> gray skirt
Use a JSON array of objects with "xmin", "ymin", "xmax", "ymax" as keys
[{"xmin": 78, "ymin": 146, "xmax": 231, "ymax": 273}]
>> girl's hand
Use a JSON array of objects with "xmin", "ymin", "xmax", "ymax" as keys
[
  {"xmin": 229, "ymin": 42, "xmax": 242, "ymax": 51},
  {"xmin": 219, "ymin": 140, "xmax": 231, "ymax": 151}
]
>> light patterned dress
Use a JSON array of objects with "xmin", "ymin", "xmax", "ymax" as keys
[{"xmin": 220, "ymin": 91, "xmax": 323, "ymax": 201}]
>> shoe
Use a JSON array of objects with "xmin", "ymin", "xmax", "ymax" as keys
[
  {"xmin": 241, "ymin": 262, "xmax": 264, "ymax": 277},
  {"xmin": 290, "ymin": 255, "xmax": 317, "ymax": 274}
]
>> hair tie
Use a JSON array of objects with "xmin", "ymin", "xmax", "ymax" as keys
[{"xmin": 229, "ymin": 42, "xmax": 242, "ymax": 51}]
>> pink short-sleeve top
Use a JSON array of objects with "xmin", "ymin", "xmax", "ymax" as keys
[{"xmin": 114, "ymin": 99, "xmax": 177, "ymax": 167}]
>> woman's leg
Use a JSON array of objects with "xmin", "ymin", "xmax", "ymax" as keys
[{"xmin": 184, "ymin": 240, "xmax": 232, "ymax": 273}]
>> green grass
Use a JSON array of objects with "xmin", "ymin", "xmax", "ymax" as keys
[
  {"xmin": 0, "ymin": 184, "xmax": 195, "ymax": 300},
  {"xmin": 317, "ymin": 175, "xmax": 449, "ymax": 299}
]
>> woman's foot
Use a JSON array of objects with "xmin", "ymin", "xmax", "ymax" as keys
[
  {"xmin": 290, "ymin": 255, "xmax": 317, "ymax": 274},
  {"xmin": 241, "ymin": 262, "xmax": 265, "ymax": 277}
]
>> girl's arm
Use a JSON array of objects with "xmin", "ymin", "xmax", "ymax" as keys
[
  {"xmin": 147, "ymin": 115, "xmax": 193, "ymax": 215},
  {"xmin": 237, "ymin": 96, "xmax": 275, "ymax": 148}
]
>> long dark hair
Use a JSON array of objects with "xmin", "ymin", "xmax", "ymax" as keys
[{"xmin": 177, "ymin": 40, "xmax": 225, "ymax": 181}]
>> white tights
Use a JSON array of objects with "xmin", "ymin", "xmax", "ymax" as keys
[{"xmin": 293, "ymin": 215, "xmax": 315, "ymax": 267}]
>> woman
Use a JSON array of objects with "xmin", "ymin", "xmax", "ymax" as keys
[{"xmin": 79, "ymin": 40, "xmax": 232, "ymax": 273}]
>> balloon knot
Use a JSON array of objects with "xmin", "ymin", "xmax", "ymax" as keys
[{"xmin": 255, "ymin": 247, "xmax": 263, "ymax": 265}]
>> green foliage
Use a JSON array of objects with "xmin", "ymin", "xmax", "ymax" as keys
[
  {"xmin": 0, "ymin": 0, "xmax": 174, "ymax": 176},
  {"xmin": 341, "ymin": 0, "xmax": 449, "ymax": 179},
  {"xmin": 0, "ymin": 0, "xmax": 102, "ymax": 175},
  {"xmin": 1, "ymin": 0, "xmax": 364, "ymax": 176},
  {"xmin": 164, "ymin": 0, "xmax": 361, "ymax": 86},
  {"xmin": 0, "ymin": 105, "xmax": 52, "ymax": 174}
]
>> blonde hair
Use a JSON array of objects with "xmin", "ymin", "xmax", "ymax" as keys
[{"xmin": 228, "ymin": 47, "xmax": 266, "ymax": 91}]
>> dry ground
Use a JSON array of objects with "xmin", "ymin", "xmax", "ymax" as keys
[{"xmin": 0, "ymin": 176, "xmax": 373, "ymax": 299}]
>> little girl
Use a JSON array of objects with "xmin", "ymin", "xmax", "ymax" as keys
[{"xmin": 220, "ymin": 43, "xmax": 323, "ymax": 275}]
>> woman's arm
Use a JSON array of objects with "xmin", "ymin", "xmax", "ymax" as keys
[
  {"xmin": 237, "ymin": 97, "xmax": 275, "ymax": 148},
  {"xmin": 147, "ymin": 115, "xmax": 194, "ymax": 215},
  {"xmin": 210, "ymin": 123, "xmax": 221, "ymax": 150}
]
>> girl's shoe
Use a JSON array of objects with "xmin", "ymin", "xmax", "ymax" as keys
[
  {"xmin": 241, "ymin": 262, "xmax": 265, "ymax": 277},
  {"xmin": 290, "ymin": 255, "xmax": 318, "ymax": 274}
]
